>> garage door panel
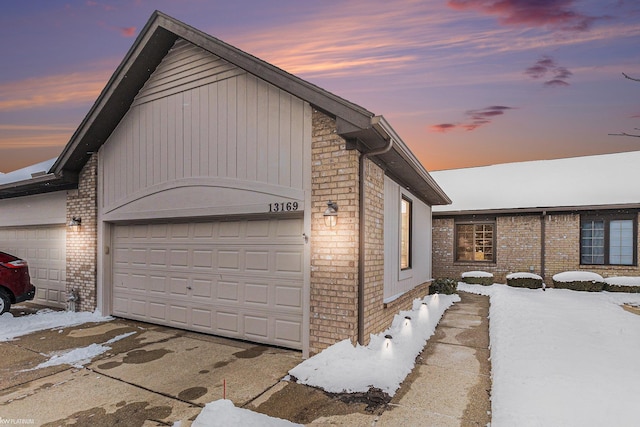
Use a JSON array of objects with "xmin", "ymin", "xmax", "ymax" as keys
[
  {"xmin": 218, "ymin": 281, "xmax": 239, "ymax": 301},
  {"xmin": 170, "ymin": 305, "xmax": 188, "ymax": 324},
  {"xmin": 148, "ymin": 302, "xmax": 166, "ymax": 320},
  {"xmin": 112, "ymin": 218, "xmax": 304, "ymax": 349},
  {"xmin": 149, "ymin": 276, "xmax": 166, "ymax": 293},
  {"xmin": 245, "ymin": 251, "xmax": 269, "ymax": 271},
  {"xmin": 218, "ymin": 250, "xmax": 240, "ymax": 270},
  {"xmin": 275, "ymin": 250, "xmax": 302, "ymax": 273},
  {"xmin": 192, "ymin": 308, "xmax": 212, "ymax": 328},
  {"xmin": 245, "ymin": 283, "xmax": 268, "ymax": 305},
  {"xmin": 149, "ymin": 249, "xmax": 167, "ymax": 266},
  {"xmin": 275, "ymin": 318, "xmax": 302, "ymax": 344},
  {"xmin": 245, "ymin": 315, "xmax": 268, "ymax": 339},
  {"xmin": 217, "ymin": 311, "xmax": 239, "ymax": 332},
  {"xmin": 170, "ymin": 277, "xmax": 188, "ymax": 295},
  {"xmin": 131, "ymin": 299, "xmax": 146, "ymax": 316},
  {"xmin": 191, "ymin": 279, "xmax": 212, "ymax": 298},
  {"xmin": 193, "ymin": 250, "xmax": 213, "ymax": 269},
  {"xmin": 275, "ymin": 285, "xmax": 302, "ymax": 309}
]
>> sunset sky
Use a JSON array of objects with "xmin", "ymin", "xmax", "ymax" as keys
[{"xmin": 1, "ymin": 0, "xmax": 639, "ymax": 174}]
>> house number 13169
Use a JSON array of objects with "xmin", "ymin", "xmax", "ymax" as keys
[{"xmin": 269, "ymin": 202, "xmax": 299, "ymax": 212}]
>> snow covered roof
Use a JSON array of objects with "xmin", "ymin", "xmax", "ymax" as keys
[
  {"xmin": 431, "ymin": 151, "xmax": 640, "ymax": 214},
  {"xmin": 0, "ymin": 158, "xmax": 57, "ymax": 185}
]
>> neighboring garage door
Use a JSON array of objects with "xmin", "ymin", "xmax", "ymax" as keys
[
  {"xmin": 112, "ymin": 217, "xmax": 304, "ymax": 349},
  {"xmin": 0, "ymin": 225, "xmax": 67, "ymax": 307}
]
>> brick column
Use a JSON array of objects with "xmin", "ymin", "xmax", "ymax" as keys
[
  {"xmin": 361, "ymin": 158, "xmax": 385, "ymax": 342},
  {"xmin": 66, "ymin": 153, "xmax": 98, "ymax": 311},
  {"xmin": 309, "ymin": 110, "xmax": 359, "ymax": 355}
]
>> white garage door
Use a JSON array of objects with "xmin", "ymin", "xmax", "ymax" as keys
[
  {"xmin": 0, "ymin": 225, "xmax": 67, "ymax": 307},
  {"xmin": 112, "ymin": 217, "xmax": 305, "ymax": 349}
]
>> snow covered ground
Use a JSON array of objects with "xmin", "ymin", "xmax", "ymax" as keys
[
  {"xmin": 5, "ymin": 286, "xmax": 640, "ymax": 426},
  {"xmin": 289, "ymin": 293, "xmax": 459, "ymax": 396},
  {"xmin": 460, "ymin": 282, "xmax": 640, "ymax": 427},
  {"xmin": 0, "ymin": 308, "xmax": 111, "ymax": 342}
]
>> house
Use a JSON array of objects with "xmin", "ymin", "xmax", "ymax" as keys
[
  {"xmin": 0, "ymin": 11, "xmax": 450, "ymax": 356},
  {"xmin": 430, "ymin": 151, "xmax": 640, "ymax": 284}
]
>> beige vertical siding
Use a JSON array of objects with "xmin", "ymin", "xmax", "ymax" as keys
[{"xmin": 100, "ymin": 39, "xmax": 309, "ymax": 216}]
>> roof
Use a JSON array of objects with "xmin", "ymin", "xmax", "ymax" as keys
[
  {"xmin": 0, "ymin": 158, "xmax": 75, "ymax": 198},
  {"xmin": 34, "ymin": 10, "xmax": 446, "ymax": 206},
  {"xmin": 431, "ymin": 150, "xmax": 640, "ymax": 215},
  {"xmin": 0, "ymin": 158, "xmax": 57, "ymax": 185}
]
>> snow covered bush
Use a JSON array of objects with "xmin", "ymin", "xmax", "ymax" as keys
[
  {"xmin": 604, "ymin": 277, "xmax": 640, "ymax": 293},
  {"xmin": 506, "ymin": 272, "xmax": 544, "ymax": 289},
  {"xmin": 552, "ymin": 271, "xmax": 605, "ymax": 292},
  {"xmin": 461, "ymin": 271, "xmax": 493, "ymax": 286},
  {"xmin": 429, "ymin": 278, "xmax": 458, "ymax": 295}
]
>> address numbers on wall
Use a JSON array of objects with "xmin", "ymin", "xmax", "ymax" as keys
[{"xmin": 269, "ymin": 202, "xmax": 299, "ymax": 212}]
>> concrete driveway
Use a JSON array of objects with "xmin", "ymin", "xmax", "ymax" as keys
[{"xmin": 0, "ymin": 309, "xmax": 302, "ymax": 426}]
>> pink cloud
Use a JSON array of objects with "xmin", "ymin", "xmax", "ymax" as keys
[
  {"xmin": 119, "ymin": 26, "xmax": 136, "ymax": 37},
  {"xmin": 447, "ymin": 0, "xmax": 604, "ymax": 31},
  {"xmin": 98, "ymin": 21, "xmax": 137, "ymax": 37},
  {"xmin": 430, "ymin": 106, "xmax": 515, "ymax": 133},
  {"xmin": 430, "ymin": 123, "xmax": 458, "ymax": 133},
  {"xmin": 525, "ymin": 55, "xmax": 572, "ymax": 87}
]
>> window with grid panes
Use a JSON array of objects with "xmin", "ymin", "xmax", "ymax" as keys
[
  {"xmin": 581, "ymin": 213, "xmax": 636, "ymax": 266},
  {"xmin": 456, "ymin": 222, "xmax": 495, "ymax": 262}
]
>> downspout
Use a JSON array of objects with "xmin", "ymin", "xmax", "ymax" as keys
[
  {"xmin": 358, "ymin": 136, "xmax": 393, "ymax": 345},
  {"xmin": 541, "ymin": 211, "xmax": 547, "ymax": 283}
]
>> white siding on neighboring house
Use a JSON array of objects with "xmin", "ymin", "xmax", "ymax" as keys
[
  {"xmin": 0, "ymin": 192, "xmax": 67, "ymax": 307},
  {"xmin": 383, "ymin": 176, "xmax": 432, "ymax": 301}
]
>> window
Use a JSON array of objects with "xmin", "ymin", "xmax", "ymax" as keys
[
  {"xmin": 400, "ymin": 197, "xmax": 412, "ymax": 270},
  {"xmin": 581, "ymin": 213, "xmax": 637, "ymax": 266},
  {"xmin": 456, "ymin": 222, "xmax": 495, "ymax": 262}
]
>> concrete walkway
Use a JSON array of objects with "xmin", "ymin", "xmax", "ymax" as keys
[
  {"xmin": 308, "ymin": 291, "xmax": 491, "ymax": 426},
  {"xmin": 380, "ymin": 291, "xmax": 492, "ymax": 426}
]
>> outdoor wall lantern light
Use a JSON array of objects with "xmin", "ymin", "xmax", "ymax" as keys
[
  {"xmin": 323, "ymin": 200, "xmax": 338, "ymax": 227},
  {"xmin": 68, "ymin": 216, "xmax": 82, "ymax": 229}
]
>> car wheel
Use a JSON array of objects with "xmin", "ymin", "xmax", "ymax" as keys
[{"xmin": 0, "ymin": 289, "xmax": 10, "ymax": 314}]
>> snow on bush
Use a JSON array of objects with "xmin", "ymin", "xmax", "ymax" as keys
[
  {"xmin": 552, "ymin": 271, "xmax": 605, "ymax": 292},
  {"xmin": 552, "ymin": 271, "xmax": 603, "ymax": 283},
  {"xmin": 288, "ymin": 293, "xmax": 460, "ymax": 396},
  {"xmin": 506, "ymin": 272, "xmax": 542, "ymax": 280},
  {"xmin": 604, "ymin": 276, "xmax": 640, "ymax": 286},
  {"xmin": 506, "ymin": 272, "xmax": 544, "ymax": 289},
  {"xmin": 461, "ymin": 271, "xmax": 493, "ymax": 286},
  {"xmin": 604, "ymin": 276, "xmax": 640, "ymax": 293},
  {"xmin": 462, "ymin": 271, "xmax": 493, "ymax": 278}
]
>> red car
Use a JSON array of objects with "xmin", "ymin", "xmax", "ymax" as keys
[{"xmin": 0, "ymin": 251, "xmax": 36, "ymax": 314}]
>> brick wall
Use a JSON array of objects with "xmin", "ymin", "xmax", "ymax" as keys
[
  {"xmin": 544, "ymin": 213, "xmax": 640, "ymax": 282},
  {"xmin": 309, "ymin": 110, "xmax": 437, "ymax": 352},
  {"xmin": 309, "ymin": 110, "xmax": 360, "ymax": 354},
  {"xmin": 544, "ymin": 213, "xmax": 579, "ymax": 282},
  {"xmin": 66, "ymin": 153, "xmax": 98, "ymax": 311},
  {"xmin": 433, "ymin": 215, "xmax": 543, "ymax": 283},
  {"xmin": 496, "ymin": 215, "xmax": 542, "ymax": 281},
  {"xmin": 432, "ymin": 217, "xmax": 455, "ymax": 279},
  {"xmin": 434, "ymin": 212, "xmax": 640, "ymax": 285},
  {"xmin": 361, "ymin": 158, "xmax": 385, "ymax": 342}
]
